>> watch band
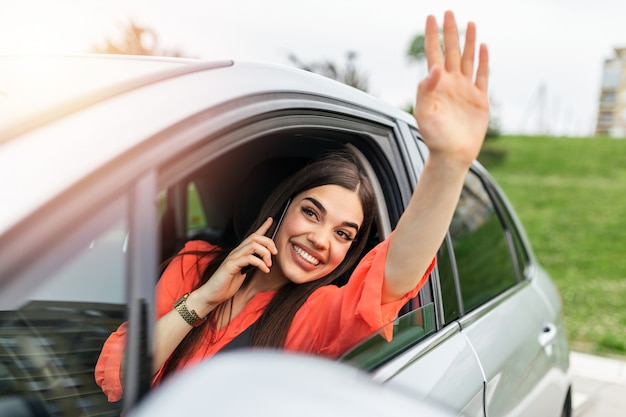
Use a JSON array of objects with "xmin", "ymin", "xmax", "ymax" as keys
[{"xmin": 174, "ymin": 293, "xmax": 207, "ymax": 327}]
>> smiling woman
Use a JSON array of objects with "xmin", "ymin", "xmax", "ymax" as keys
[
  {"xmin": 92, "ymin": 10, "xmax": 493, "ymax": 405},
  {"xmin": 0, "ymin": 9, "xmax": 572, "ymax": 417}
]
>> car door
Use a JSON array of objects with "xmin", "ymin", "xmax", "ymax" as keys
[
  {"xmin": 414, "ymin": 128, "xmax": 571, "ymax": 416},
  {"xmin": 3, "ymin": 57, "xmax": 454, "ymax": 416},
  {"xmin": 340, "ymin": 127, "xmax": 568, "ymax": 417},
  {"xmin": 339, "ymin": 124, "xmax": 487, "ymax": 417},
  {"xmin": 420, "ymin": 135, "xmax": 568, "ymax": 417},
  {"xmin": 454, "ymin": 172, "xmax": 568, "ymax": 417},
  {"xmin": 0, "ymin": 182, "xmax": 156, "ymax": 416}
]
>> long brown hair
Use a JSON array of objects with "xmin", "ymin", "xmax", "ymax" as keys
[{"xmin": 161, "ymin": 151, "xmax": 376, "ymax": 377}]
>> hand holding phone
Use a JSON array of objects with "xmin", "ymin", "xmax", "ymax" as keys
[{"xmin": 241, "ymin": 198, "xmax": 291, "ymax": 275}]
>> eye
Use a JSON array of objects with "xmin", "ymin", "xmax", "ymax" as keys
[
  {"xmin": 335, "ymin": 229, "xmax": 355, "ymax": 242},
  {"xmin": 302, "ymin": 206, "xmax": 318, "ymax": 220}
]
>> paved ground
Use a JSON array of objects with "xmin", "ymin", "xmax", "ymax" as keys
[{"xmin": 570, "ymin": 351, "xmax": 626, "ymax": 417}]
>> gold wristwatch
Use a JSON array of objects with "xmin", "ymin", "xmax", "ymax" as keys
[{"xmin": 174, "ymin": 293, "xmax": 207, "ymax": 327}]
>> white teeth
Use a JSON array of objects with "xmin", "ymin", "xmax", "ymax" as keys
[{"xmin": 292, "ymin": 244, "xmax": 320, "ymax": 266}]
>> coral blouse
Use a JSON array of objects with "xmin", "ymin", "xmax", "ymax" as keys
[{"xmin": 95, "ymin": 237, "xmax": 435, "ymax": 402}]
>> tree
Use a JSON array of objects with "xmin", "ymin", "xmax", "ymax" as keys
[
  {"xmin": 406, "ymin": 33, "xmax": 427, "ymax": 65},
  {"xmin": 287, "ymin": 51, "xmax": 369, "ymax": 92},
  {"xmin": 91, "ymin": 20, "xmax": 187, "ymax": 57}
]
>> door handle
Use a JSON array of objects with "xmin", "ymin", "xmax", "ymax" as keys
[{"xmin": 538, "ymin": 322, "xmax": 557, "ymax": 355}]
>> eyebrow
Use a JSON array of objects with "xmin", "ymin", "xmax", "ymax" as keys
[{"xmin": 304, "ymin": 197, "xmax": 360, "ymax": 232}]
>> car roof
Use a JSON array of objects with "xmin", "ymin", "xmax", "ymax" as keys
[
  {"xmin": 0, "ymin": 54, "xmax": 415, "ymax": 140},
  {"xmin": 0, "ymin": 54, "xmax": 416, "ymax": 236},
  {"xmin": 0, "ymin": 54, "xmax": 231, "ymax": 141}
]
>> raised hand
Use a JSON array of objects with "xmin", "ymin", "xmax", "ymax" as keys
[{"xmin": 413, "ymin": 10, "xmax": 490, "ymax": 167}]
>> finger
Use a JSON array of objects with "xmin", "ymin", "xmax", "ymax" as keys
[
  {"xmin": 249, "ymin": 241, "xmax": 275, "ymax": 266},
  {"xmin": 424, "ymin": 15, "xmax": 443, "ymax": 71},
  {"xmin": 255, "ymin": 217, "xmax": 274, "ymax": 236},
  {"xmin": 475, "ymin": 43, "xmax": 489, "ymax": 92},
  {"xmin": 414, "ymin": 65, "xmax": 442, "ymax": 121},
  {"xmin": 418, "ymin": 65, "xmax": 442, "ymax": 95},
  {"xmin": 245, "ymin": 253, "xmax": 272, "ymax": 273},
  {"xmin": 461, "ymin": 21, "xmax": 476, "ymax": 79},
  {"xmin": 443, "ymin": 10, "xmax": 461, "ymax": 73}
]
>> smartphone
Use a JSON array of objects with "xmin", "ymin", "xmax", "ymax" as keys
[
  {"xmin": 268, "ymin": 197, "xmax": 291, "ymax": 240},
  {"xmin": 241, "ymin": 198, "xmax": 291, "ymax": 275}
]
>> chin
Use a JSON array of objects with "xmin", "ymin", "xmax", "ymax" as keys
[{"xmin": 284, "ymin": 269, "xmax": 326, "ymax": 285}]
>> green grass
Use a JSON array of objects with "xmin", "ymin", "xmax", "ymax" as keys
[{"xmin": 478, "ymin": 135, "xmax": 626, "ymax": 357}]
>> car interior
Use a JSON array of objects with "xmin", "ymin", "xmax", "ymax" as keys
[
  {"xmin": 158, "ymin": 128, "xmax": 394, "ymax": 287},
  {"xmin": 0, "ymin": 124, "xmax": 429, "ymax": 417},
  {"xmin": 156, "ymin": 126, "xmax": 437, "ymax": 369}
]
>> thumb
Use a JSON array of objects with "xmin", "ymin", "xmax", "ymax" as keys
[{"xmin": 420, "ymin": 65, "xmax": 442, "ymax": 92}]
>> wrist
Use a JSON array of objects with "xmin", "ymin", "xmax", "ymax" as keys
[
  {"xmin": 173, "ymin": 293, "xmax": 207, "ymax": 327},
  {"xmin": 186, "ymin": 290, "xmax": 219, "ymax": 318},
  {"xmin": 424, "ymin": 152, "xmax": 472, "ymax": 176}
]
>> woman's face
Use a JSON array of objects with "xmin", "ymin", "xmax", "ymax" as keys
[{"xmin": 272, "ymin": 184, "xmax": 364, "ymax": 285}]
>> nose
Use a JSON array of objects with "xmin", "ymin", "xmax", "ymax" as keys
[{"xmin": 307, "ymin": 227, "xmax": 330, "ymax": 250}]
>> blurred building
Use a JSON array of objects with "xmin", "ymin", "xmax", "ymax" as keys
[{"xmin": 596, "ymin": 47, "xmax": 626, "ymax": 137}]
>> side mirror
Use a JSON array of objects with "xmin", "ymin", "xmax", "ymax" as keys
[{"xmin": 128, "ymin": 350, "xmax": 459, "ymax": 417}]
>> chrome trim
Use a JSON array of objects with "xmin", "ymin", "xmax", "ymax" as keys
[
  {"xmin": 457, "ymin": 279, "xmax": 532, "ymax": 330},
  {"xmin": 371, "ymin": 322, "xmax": 461, "ymax": 382},
  {"xmin": 371, "ymin": 278, "xmax": 534, "ymax": 382},
  {"xmin": 371, "ymin": 280, "xmax": 535, "ymax": 391},
  {"xmin": 428, "ymin": 260, "xmax": 446, "ymax": 329}
]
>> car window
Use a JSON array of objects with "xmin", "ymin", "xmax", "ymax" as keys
[
  {"xmin": 489, "ymin": 185, "xmax": 530, "ymax": 281},
  {"xmin": 158, "ymin": 180, "xmax": 211, "ymax": 262},
  {"xmin": 339, "ymin": 303, "xmax": 436, "ymax": 371},
  {"xmin": 0, "ymin": 209, "xmax": 128, "ymax": 416},
  {"xmin": 438, "ymin": 170, "xmax": 518, "ymax": 320},
  {"xmin": 187, "ymin": 182, "xmax": 208, "ymax": 234},
  {"xmin": 437, "ymin": 238, "xmax": 462, "ymax": 323}
]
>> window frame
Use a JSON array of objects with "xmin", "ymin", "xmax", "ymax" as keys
[
  {"xmin": 156, "ymin": 109, "xmax": 415, "ymax": 254},
  {"xmin": 410, "ymin": 134, "xmax": 530, "ymax": 327}
]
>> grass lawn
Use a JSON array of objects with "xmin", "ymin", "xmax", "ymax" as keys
[{"xmin": 478, "ymin": 135, "xmax": 626, "ymax": 357}]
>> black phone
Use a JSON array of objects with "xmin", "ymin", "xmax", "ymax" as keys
[
  {"xmin": 241, "ymin": 198, "xmax": 291, "ymax": 275},
  {"xmin": 268, "ymin": 197, "xmax": 291, "ymax": 240}
]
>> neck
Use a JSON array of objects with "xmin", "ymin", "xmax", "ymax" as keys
[{"xmin": 239, "ymin": 266, "xmax": 287, "ymax": 299}]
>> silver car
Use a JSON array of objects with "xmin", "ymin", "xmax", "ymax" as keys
[{"xmin": 0, "ymin": 54, "xmax": 571, "ymax": 417}]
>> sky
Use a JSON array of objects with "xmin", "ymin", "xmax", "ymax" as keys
[{"xmin": 1, "ymin": 0, "xmax": 625, "ymax": 136}]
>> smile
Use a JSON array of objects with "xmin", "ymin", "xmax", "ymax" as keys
[{"xmin": 292, "ymin": 244, "xmax": 321, "ymax": 266}]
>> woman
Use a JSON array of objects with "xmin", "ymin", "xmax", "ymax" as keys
[{"xmin": 96, "ymin": 10, "xmax": 490, "ymax": 402}]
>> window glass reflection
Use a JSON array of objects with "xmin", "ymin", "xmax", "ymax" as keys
[
  {"xmin": 0, "ymin": 218, "xmax": 128, "ymax": 416},
  {"xmin": 450, "ymin": 173, "xmax": 517, "ymax": 313}
]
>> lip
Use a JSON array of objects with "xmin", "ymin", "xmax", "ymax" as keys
[{"xmin": 289, "ymin": 243, "xmax": 324, "ymax": 271}]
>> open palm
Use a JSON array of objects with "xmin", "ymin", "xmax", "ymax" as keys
[{"xmin": 414, "ymin": 11, "xmax": 490, "ymax": 166}]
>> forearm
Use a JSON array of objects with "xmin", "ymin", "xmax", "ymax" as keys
[
  {"xmin": 383, "ymin": 154, "xmax": 469, "ymax": 302},
  {"xmin": 152, "ymin": 290, "xmax": 216, "ymax": 374}
]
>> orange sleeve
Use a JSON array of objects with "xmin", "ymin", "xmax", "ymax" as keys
[
  {"xmin": 94, "ymin": 322, "xmax": 127, "ymax": 402},
  {"xmin": 94, "ymin": 240, "xmax": 216, "ymax": 402},
  {"xmin": 154, "ymin": 240, "xmax": 217, "ymax": 319},
  {"xmin": 285, "ymin": 235, "xmax": 435, "ymax": 358}
]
